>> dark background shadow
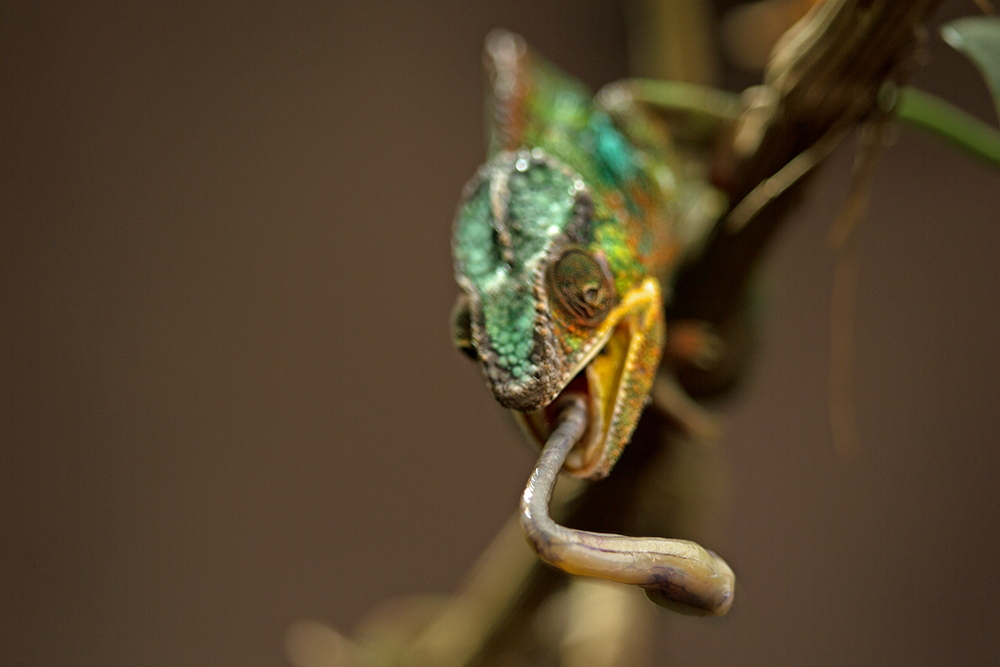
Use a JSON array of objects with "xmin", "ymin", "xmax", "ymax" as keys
[{"xmin": 3, "ymin": 1, "xmax": 998, "ymax": 665}]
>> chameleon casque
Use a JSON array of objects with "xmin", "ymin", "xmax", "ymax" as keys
[{"xmin": 451, "ymin": 31, "xmax": 736, "ymax": 616}]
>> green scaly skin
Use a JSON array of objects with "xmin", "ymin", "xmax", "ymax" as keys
[{"xmin": 452, "ymin": 31, "xmax": 725, "ymax": 479}]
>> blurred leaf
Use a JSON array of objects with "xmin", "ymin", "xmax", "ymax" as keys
[
  {"xmin": 941, "ymin": 16, "xmax": 1000, "ymax": 122},
  {"xmin": 895, "ymin": 86, "xmax": 1000, "ymax": 167}
]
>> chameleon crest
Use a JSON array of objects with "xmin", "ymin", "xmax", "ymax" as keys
[{"xmin": 452, "ymin": 31, "xmax": 696, "ymax": 479}]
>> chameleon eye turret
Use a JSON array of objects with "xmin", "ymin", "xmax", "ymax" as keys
[{"xmin": 547, "ymin": 250, "xmax": 615, "ymax": 327}]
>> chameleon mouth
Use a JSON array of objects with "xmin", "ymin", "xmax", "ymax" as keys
[{"xmin": 516, "ymin": 278, "xmax": 664, "ymax": 479}]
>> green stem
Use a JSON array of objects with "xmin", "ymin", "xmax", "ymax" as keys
[
  {"xmin": 895, "ymin": 86, "xmax": 1000, "ymax": 167},
  {"xmin": 628, "ymin": 79, "xmax": 743, "ymax": 123}
]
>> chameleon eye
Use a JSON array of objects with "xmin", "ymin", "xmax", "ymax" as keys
[{"xmin": 549, "ymin": 250, "xmax": 613, "ymax": 326}]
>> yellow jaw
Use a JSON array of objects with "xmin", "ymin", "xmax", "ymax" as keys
[{"xmin": 516, "ymin": 278, "xmax": 665, "ymax": 479}]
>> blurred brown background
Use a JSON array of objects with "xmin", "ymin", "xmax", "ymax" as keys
[{"xmin": 2, "ymin": 1, "xmax": 999, "ymax": 665}]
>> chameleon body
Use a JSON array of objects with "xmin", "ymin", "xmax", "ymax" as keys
[
  {"xmin": 453, "ymin": 31, "xmax": 721, "ymax": 479},
  {"xmin": 452, "ymin": 32, "xmax": 736, "ymax": 615}
]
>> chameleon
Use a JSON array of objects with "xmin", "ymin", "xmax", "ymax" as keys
[{"xmin": 451, "ymin": 31, "xmax": 736, "ymax": 616}]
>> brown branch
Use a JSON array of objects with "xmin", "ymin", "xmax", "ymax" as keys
[{"xmin": 667, "ymin": 0, "xmax": 942, "ymax": 397}]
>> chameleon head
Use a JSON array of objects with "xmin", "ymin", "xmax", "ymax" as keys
[
  {"xmin": 451, "ymin": 31, "xmax": 676, "ymax": 479},
  {"xmin": 452, "ymin": 32, "xmax": 671, "ymax": 478},
  {"xmin": 452, "ymin": 148, "xmax": 665, "ymax": 479}
]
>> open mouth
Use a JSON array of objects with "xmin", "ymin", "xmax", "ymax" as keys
[{"xmin": 514, "ymin": 278, "xmax": 664, "ymax": 479}]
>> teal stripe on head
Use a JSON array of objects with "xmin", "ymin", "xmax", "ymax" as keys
[
  {"xmin": 454, "ymin": 180, "xmax": 503, "ymax": 283},
  {"xmin": 504, "ymin": 162, "xmax": 576, "ymax": 267},
  {"xmin": 590, "ymin": 112, "xmax": 639, "ymax": 186},
  {"xmin": 481, "ymin": 282, "xmax": 538, "ymax": 380}
]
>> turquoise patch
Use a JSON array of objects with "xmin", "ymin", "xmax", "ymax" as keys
[{"xmin": 590, "ymin": 113, "xmax": 638, "ymax": 185}]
